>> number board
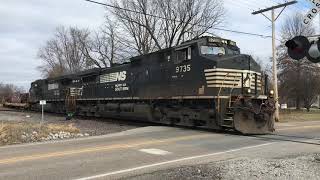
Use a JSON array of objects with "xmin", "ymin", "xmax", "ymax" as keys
[{"xmin": 175, "ymin": 64, "xmax": 191, "ymax": 73}]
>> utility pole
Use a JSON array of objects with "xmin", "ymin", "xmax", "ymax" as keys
[
  {"xmin": 319, "ymin": 13, "xmax": 320, "ymax": 34},
  {"xmin": 252, "ymin": 1, "xmax": 297, "ymax": 122}
]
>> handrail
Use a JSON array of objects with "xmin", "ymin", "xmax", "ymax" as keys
[{"xmin": 217, "ymin": 72, "xmax": 230, "ymax": 113}]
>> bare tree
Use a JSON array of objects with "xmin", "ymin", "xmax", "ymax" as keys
[
  {"xmin": 277, "ymin": 13, "xmax": 320, "ymax": 110},
  {"xmin": 80, "ymin": 19, "xmax": 126, "ymax": 67},
  {"xmin": 301, "ymin": 70, "xmax": 320, "ymax": 111},
  {"xmin": 0, "ymin": 83, "xmax": 24, "ymax": 103},
  {"xmin": 157, "ymin": 0, "xmax": 224, "ymax": 47},
  {"xmin": 109, "ymin": 0, "xmax": 224, "ymax": 55},
  {"xmin": 38, "ymin": 26, "xmax": 92, "ymax": 78},
  {"xmin": 254, "ymin": 56, "xmax": 272, "ymax": 75},
  {"xmin": 110, "ymin": 0, "xmax": 160, "ymax": 55},
  {"xmin": 38, "ymin": 0, "xmax": 225, "ymax": 77}
]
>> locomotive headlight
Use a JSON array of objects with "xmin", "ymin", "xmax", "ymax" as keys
[
  {"xmin": 270, "ymin": 90, "xmax": 274, "ymax": 95},
  {"xmin": 243, "ymin": 87, "xmax": 251, "ymax": 95}
]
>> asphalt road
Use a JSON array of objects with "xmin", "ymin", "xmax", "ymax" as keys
[{"xmin": 0, "ymin": 121, "xmax": 320, "ymax": 180}]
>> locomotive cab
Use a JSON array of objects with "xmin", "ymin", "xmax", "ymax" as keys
[
  {"xmin": 187, "ymin": 36, "xmax": 275, "ymax": 134},
  {"xmin": 29, "ymin": 80, "xmax": 46, "ymax": 102}
]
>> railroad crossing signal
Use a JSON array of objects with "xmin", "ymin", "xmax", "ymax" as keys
[
  {"xmin": 285, "ymin": 36, "xmax": 310, "ymax": 60},
  {"xmin": 303, "ymin": 0, "xmax": 320, "ymax": 25},
  {"xmin": 285, "ymin": 36, "xmax": 320, "ymax": 63}
]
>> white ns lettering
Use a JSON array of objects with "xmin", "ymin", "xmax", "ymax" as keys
[{"xmin": 117, "ymin": 71, "xmax": 126, "ymax": 81}]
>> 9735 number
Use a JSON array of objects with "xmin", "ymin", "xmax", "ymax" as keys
[{"xmin": 176, "ymin": 64, "xmax": 191, "ymax": 73}]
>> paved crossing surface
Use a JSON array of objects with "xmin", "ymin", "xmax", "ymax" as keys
[{"xmin": 0, "ymin": 121, "xmax": 320, "ymax": 180}]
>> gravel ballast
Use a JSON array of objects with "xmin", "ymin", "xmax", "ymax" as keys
[{"xmin": 128, "ymin": 154, "xmax": 320, "ymax": 180}]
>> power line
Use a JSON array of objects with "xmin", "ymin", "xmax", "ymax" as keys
[
  {"xmin": 84, "ymin": 0, "xmax": 272, "ymax": 38},
  {"xmin": 229, "ymin": 0, "xmax": 255, "ymax": 9},
  {"xmin": 224, "ymin": 0, "xmax": 256, "ymax": 11},
  {"xmin": 223, "ymin": 0, "xmax": 277, "ymax": 37},
  {"xmin": 225, "ymin": 0, "xmax": 268, "ymax": 12},
  {"xmin": 212, "ymin": 27, "xmax": 271, "ymax": 38},
  {"xmin": 242, "ymin": 0, "xmax": 269, "ymax": 9}
]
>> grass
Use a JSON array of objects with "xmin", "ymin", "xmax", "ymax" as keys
[
  {"xmin": 0, "ymin": 121, "xmax": 80, "ymax": 146},
  {"xmin": 280, "ymin": 109, "xmax": 320, "ymax": 122}
]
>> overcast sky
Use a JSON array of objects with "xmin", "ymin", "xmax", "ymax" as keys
[{"xmin": 0, "ymin": 0, "xmax": 313, "ymax": 90}]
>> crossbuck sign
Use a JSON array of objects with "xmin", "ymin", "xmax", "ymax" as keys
[{"xmin": 304, "ymin": 0, "xmax": 320, "ymax": 25}]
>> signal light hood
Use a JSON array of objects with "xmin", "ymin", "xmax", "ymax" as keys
[
  {"xmin": 285, "ymin": 36, "xmax": 320, "ymax": 63},
  {"xmin": 285, "ymin": 36, "xmax": 310, "ymax": 60},
  {"xmin": 306, "ymin": 41, "xmax": 320, "ymax": 63}
]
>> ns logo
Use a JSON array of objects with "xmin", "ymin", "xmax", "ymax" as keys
[
  {"xmin": 115, "ymin": 71, "xmax": 127, "ymax": 81},
  {"xmin": 100, "ymin": 71, "xmax": 127, "ymax": 83}
]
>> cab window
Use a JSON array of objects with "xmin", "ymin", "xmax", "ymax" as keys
[
  {"xmin": 175, "ymin": 47, "xmax": 191, "ymax": 64},
  {"xmin": 201, "ymin": 46, "xmax": 225, "ymax": 55},
  {"xmin": 226, "ymin": 47, "xmax": 240, "ymax": 55}
]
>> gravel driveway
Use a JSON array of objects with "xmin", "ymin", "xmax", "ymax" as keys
[{"xmin": 127, "ymin": 154, "xmax": 320, "ymax": 180}]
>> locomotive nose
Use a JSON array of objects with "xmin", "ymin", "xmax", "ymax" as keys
[{"xmin": 213, "ymin": 54, "xmax": 257, "ymax": 71}]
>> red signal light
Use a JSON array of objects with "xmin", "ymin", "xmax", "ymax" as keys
[{"xmin": 285, "ymin": 36, "xmax": 310, "ymax": 60}]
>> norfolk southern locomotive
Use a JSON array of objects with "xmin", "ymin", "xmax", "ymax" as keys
[{"xmin": 29, "ymin": 36, "xmax": 275, "ymax": 134}]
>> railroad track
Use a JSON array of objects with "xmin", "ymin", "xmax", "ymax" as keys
[
  {"xmin": 250, "ymin": 133, "xmax": 320, "ymax": 146},
  {"xmin": 0, "ymin": 108, "xmax": 21, "ymax": 112},
  {"xmin": 2, "ymin": 106, "xmax": 319, "ymax": 146}
]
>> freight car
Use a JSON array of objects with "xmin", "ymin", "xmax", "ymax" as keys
[
  {"xmin": 29, "ymin": 36, "xmax": 275, "ymax": 134},
  {"xmin": 3, "ymin": 93, "xmax": 29, "ymax": 109}
]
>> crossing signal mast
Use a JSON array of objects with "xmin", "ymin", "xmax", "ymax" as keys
[
  {"xmin": 252, "ymin": 1, "xmax": 297, "ymax": 122},
  {"xmin": 285, "ymin": 36, "xmax": 320, "ymax": 63}
]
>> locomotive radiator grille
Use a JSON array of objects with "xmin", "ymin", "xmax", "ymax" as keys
[{"xmin": 204, "ymin": 68, "xmax": 262, "ymax": 90}]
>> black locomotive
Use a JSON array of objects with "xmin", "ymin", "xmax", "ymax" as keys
[{"xmin": 29, "ymin": 36, "xmax": 275, "ymax": 134}]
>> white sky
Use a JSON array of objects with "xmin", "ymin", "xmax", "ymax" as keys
[{"xmin": 0, "ymin": 0, "xmax": 315, "ymax": 90}]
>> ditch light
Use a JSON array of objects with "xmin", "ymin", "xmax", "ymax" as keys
[{"xmin": 285, "ymin": 36, "xmax": 320, "ymax": 63}]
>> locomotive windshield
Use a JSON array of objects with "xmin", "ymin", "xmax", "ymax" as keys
[
  {"xmin": 201, "ymin": 45, "xmax": 240, "ymax": 56},
  {"xmin": 226, "ymin": 48, "xmax": 240, "ymax": 55},
  {"xmin": 200, "ymin": 37, "xmax": 240, "ymax": 56},
  {"xmin": 201, "ymin": 46, "xmax": 225, "ymax": 55}
]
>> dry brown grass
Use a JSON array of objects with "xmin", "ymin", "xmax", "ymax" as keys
[
  {"xmin": 0, "ymin": 121, "xmax": 80, "ymax": 146},
  {"xmin": 280, "ymin": 110, "xmax": 320, "ymax": 122}
]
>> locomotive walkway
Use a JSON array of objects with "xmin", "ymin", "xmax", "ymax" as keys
[{"xmin": 0, "ymin": 121, "xmax": 320, "ymax": 180}]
